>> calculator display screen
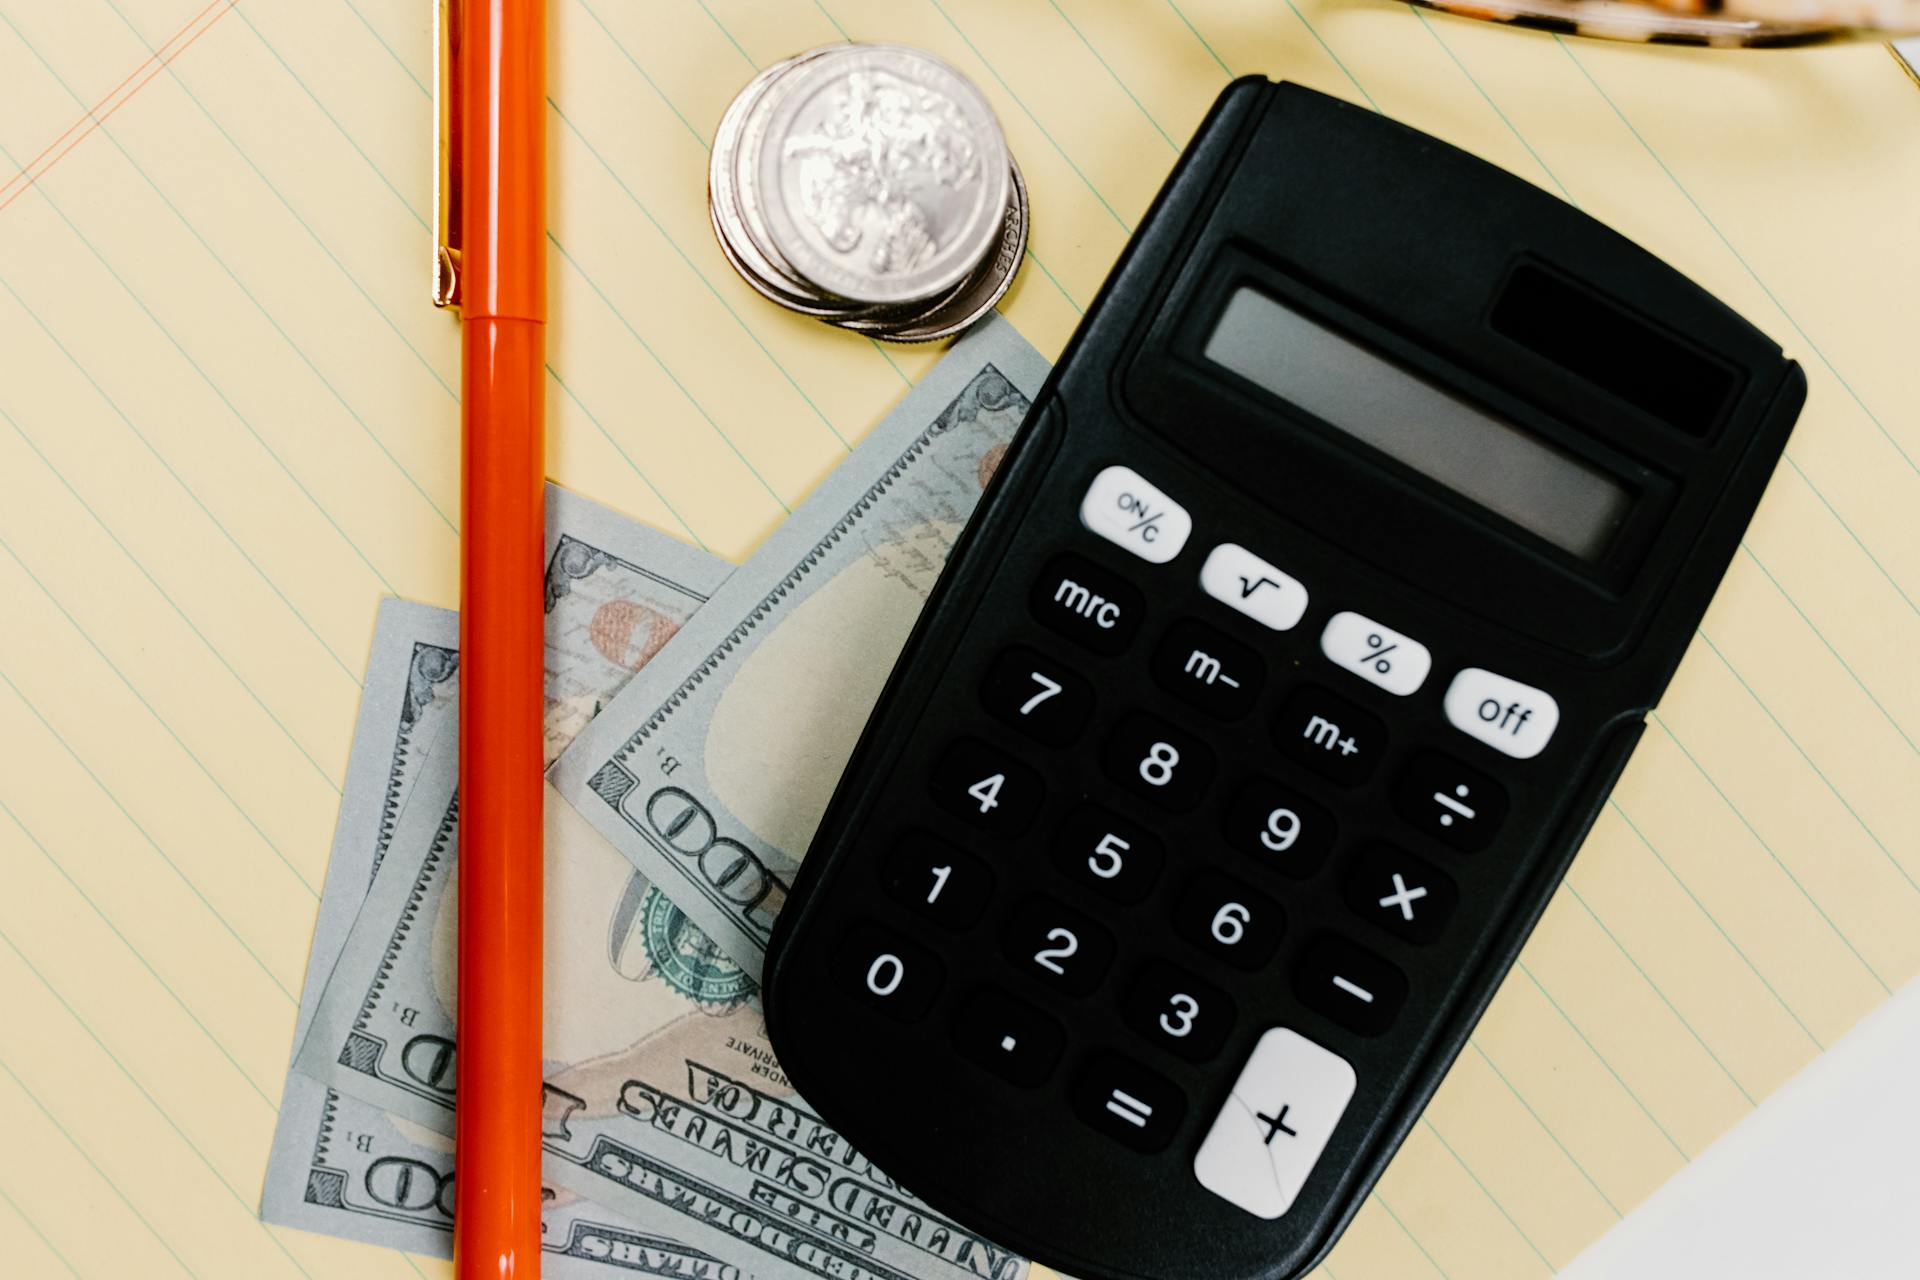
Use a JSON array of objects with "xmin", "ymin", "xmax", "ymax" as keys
[{"xmin": 1203, "ymin": 287, "xmax": 1633, "ymax": 560}]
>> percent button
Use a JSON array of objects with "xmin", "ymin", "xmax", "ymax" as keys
[{"xmin": 1320, "ymin": 612, "xmax": 1431, "ymax": 697}]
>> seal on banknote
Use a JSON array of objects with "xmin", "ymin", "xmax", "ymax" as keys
[{"xmin": 639, "ymin": 886, "xmax": 756, "ymax": 1007}]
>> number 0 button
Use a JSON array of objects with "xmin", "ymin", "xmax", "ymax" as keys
[
  {"xmin": 1102, "ymin": 712, "xmax": 1215, "ymax": 811},
  {"xmin": 834, "ymin": 922, "xmax": 943, "ymax": 1021},
  {"xmin": 1173, "ymin": 870, "xmax": 1283, "ymax": 970},
  {"xmin": 1004, "ymin": 895, "xmax": 1115, "ymax": 996},
  {"xmin": 930, "ymin": 738, "xmax": 1043, "ymax": 835}
]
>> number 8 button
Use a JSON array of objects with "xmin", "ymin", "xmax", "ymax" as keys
[{"xmin": 1102, "ymin": 712, "xmax": 1215, "ymax": 811}]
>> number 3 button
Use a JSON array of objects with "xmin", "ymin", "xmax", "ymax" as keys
[
  {"xmin": 931, "ymin": 738, "xmax": 1044, "ymax": 835},
  {"xmin": 1123, "ymin": 960, "xmax": 1235, "ymax": 1061}
]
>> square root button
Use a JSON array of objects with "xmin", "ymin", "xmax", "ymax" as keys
[{"xmin": 1194, "ymin": 1028, "xmax": 1356, "ymax": 1219}]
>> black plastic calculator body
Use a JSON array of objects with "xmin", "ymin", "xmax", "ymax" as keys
[{"xmin": 763, "ymin": 80, "xmax": 1804, "ymax": 1280}]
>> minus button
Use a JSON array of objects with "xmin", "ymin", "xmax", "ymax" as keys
[{"xmin": 1330, "ymin": 974, "xmax": 1374, "ymax": 1004}]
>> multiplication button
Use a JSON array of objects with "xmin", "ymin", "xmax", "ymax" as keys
[{"xmin": 1193, "ymin": 1028, "xmax": 1356, "ymax": 1219}]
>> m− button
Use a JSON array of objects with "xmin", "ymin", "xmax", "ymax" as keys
[
  {"xmin": 1031, "ymin": 555, "xmax": 1145, "ymax": 655},
  {"xmin": 1150, "ymin": 619, "xmax": 1265, "ymax": 720}
]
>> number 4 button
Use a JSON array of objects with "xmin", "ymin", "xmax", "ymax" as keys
[{"xmin": 930, "ymin": 738, "xmax": 1044, "ymax": 835}]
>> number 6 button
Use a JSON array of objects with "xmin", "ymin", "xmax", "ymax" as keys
[{"xmin": 1173, "ymin": 870, "xmax": 1284, "ymax": 969}]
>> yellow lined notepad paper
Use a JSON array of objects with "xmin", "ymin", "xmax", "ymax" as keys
[{"xmin": 1, "ymin": 2, "xmax": 1917, "ymax": 1277}]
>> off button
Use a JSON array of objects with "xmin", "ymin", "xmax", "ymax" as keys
[{"xmin": 1444, "ymin": 668, "xmax": 1559, "ymax": 759}]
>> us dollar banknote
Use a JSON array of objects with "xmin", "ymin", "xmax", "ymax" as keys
[
  {"xmin": 300, "ymin": 756, "xmax": 1024, "ymax": 1280},
  {"xmin": 549, "ymin": 313, "xmax": 1049, "ymax": 976},
  {"xmin": 262, "ymin": 484, "xmax": 731, "ymax": 1267}
]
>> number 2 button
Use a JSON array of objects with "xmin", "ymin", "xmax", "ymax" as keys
[
  {"xmin": 931, "ymin": 738, "xmax": 1044, "ymax": 835},
  {"xmin": 982, "ymin": 648, "xmax": 1093, "ymax": 747},
  {"xmin": 1005, "ymin": 896, "xmax": 1115, "ymax": 996},
  {"xmin": 1102, "ymin": 712, "xmax": 1215, "ymax": 811}
]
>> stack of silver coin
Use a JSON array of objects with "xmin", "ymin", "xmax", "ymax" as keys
[{"xmin": 709, "ymin": 43, "xmax": 1028, "ymax": 343}]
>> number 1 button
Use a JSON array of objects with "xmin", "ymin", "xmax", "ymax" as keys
[
  {"xmin": 930, "ymin": 738, "xmax": 1044, "ymax": 835},
  {"xmin": 882, "ymin": 832, "xmax": 993, "ymax": 929},
  {"xmin": 981, "ymin": 647, "xmax": 1093, "ymax": 746}
]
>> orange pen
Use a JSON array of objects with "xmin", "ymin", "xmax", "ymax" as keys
[{"xmin": 434, "ymin": 0, "xmax": 546, "ymax": 1276}]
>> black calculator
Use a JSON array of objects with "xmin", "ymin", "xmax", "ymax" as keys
[{"xmin": 762, "ymin": 80, "xmax": 1804, "ymax": 1280}]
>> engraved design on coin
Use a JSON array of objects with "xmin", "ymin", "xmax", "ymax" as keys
[
  {"xmin": 782, "ymin": 68, "xmax": 982, "ymax": 279},
  {"xmin": 638, "ymin": 886, "xmax": 756, "ymax": 1007}
]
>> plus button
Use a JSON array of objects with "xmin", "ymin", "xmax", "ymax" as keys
[{"xmin": 1257, "ymin": 1104, "xmax": 1298, "ymax": 1145}]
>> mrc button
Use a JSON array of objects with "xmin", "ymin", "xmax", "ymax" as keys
[
  {"xmin": 1443, "ymin": 667, "xmax": 1560, "ymax": 759},
  {"xmin": 1031, "ymin": 555, "xmax": 1144, "ymax": 655}
]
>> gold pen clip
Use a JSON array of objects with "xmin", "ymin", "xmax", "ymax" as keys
[{"xmin": 432, "ymin": 0, "xmax": 462, "ymax": 309}]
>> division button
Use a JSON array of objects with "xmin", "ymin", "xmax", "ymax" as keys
[
  {"xmin": 1193, "ymin": 1028, "xmax": 1357, "ymax": 1219},
  {"xmin": 1443, "ymin": 667, "xmax": 1559, "ymax": 759},
  {"xmin": 1072, "ymin": 1052, "xmax": 1186, "ymax": 1153},
  {"xmin": 1078, "ymin": 464, "xmax": 1192, "ymax": 564},
  {"xmin": 1031, "ymin": 554, "xmax": 1145, "ymax": 656},
  {"xmin": 1150, "ymin": 618, "xmax": 1265, "ymax": 720},
  {"xmin": 1199, "ymin": 543, "xmax": 1309, "ymax": 632},
  {"xmin": 1319, "ymin": 611, "xmax": 1431, "ymax": 697},
  {"xmin": 952, "ymin": 988, "xmax": 1065, "ymax": 1087},
  {"xmin": 1392, "ymin": 751, "xmax": 1509, "ymax": 852},
  {"xmin": 1292, "ymin": 935, "xmax": 1407, "ymax": 1037},
  {"xmin": 1273, "ymin": 686, "xmax": 1387, "ymax": 786}
]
